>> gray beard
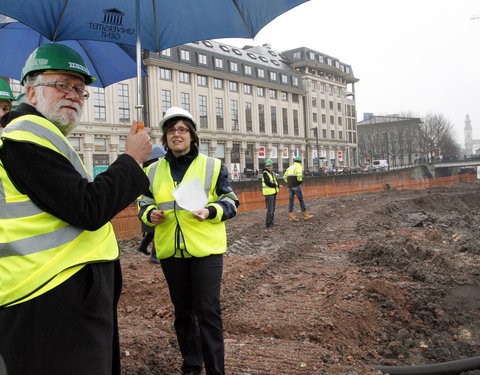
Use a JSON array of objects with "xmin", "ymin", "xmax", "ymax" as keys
[{"xmin": 35, "ymin": 88, "xmax": 82, "ymax": 136}]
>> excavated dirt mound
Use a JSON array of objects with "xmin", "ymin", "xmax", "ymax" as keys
[{"xmin": 118, "ymin": 181, "xmax": 480, "ymax": 374}]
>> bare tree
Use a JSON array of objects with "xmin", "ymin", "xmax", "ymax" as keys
[{"xmin": 420, "ymin": 113, "xmax": 459, "ymax": 162}]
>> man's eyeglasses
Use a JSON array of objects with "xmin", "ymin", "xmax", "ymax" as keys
[
  {"xmin": 166, "ymin": 126, "xmax": 190, "ymax": 135},
  {"xmin": 34, "ymin": 81, "xmax": 89, "ymax": 100}
]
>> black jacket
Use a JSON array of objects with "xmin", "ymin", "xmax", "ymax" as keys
[{"xmin": 0, "ymin": 103, "xmax": 149, "ymax": 230}]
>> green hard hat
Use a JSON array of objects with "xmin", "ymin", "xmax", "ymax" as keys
[
  {"xmin": 265, "ymin": 159, "xmax": 273, "ymax": 166},
  {"xmin": 294, "ymin": 156, "xmax": 302, "ymax": 162},
  {"xmin": 0, "ymin": 79, "xmax": 14, "ymax": 101},
  {"xmin": 21, "ymin": 43, "xmax": 96, "ymax": 85}
]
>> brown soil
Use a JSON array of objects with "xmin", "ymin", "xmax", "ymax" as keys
[{"xmin": 118, "ymin": 181, "xmax": 480, "ymax": 375}]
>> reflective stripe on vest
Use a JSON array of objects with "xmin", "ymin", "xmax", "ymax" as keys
[
  {"xmin": 0, "ymin": 115, "xmax": 118, "ymax": 308},
  {"xmin": 145, "ymin": 153, "xmax": 227, "ymax": 258}
]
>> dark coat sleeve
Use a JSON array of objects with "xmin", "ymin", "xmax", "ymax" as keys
[
  {"xmin": 211, "ymin": 163, "xmax": 239, "ymax": 221},
  {"xmin": 0, "ymin": 139, "xmax": 149, "ymax": 231}
]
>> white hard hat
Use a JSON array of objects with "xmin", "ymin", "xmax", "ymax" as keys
[{"xmin": 159, "ymin": 106, "xmax": 198, "ymax": 130}]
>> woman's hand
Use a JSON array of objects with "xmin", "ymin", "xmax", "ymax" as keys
[
  {"xmin": 192, "ymin": 208, "xmax": 209, "ymax": 221},
  {"xmin": 150, "ymin": 209, "xmax": 166, "ymax": 224}
]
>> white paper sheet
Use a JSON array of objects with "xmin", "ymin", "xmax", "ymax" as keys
[{"xmin": 172, "ymin": 178, "xmax": 208, "ymax": 213}]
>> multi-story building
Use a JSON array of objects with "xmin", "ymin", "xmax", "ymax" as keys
[
  {"xmin": 7, "ymin": 40, "xmax": 359, "ymax": 177},
  {"xmin": 143, "ymin": 41, "xmax": 307, "ymax": 175},
  {"xmin": 281, "ymin": 47, "xmax": 359, "ymax": 169}
]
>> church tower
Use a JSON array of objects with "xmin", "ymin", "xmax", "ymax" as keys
[{"xmin": 464, "ymin": 114, "xmax": 473, "ymax": 156}]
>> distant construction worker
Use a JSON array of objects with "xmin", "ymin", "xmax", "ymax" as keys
[
  {"xmin": 262, "ymin": 159, "xmax": 280, "ymax": 230},
  {"xmin": 0, "ymin": 79, "xmax": 14, "ymax": 124},
  {"xmin": 284, "ymin": 156, "xmax": 313, "ymax": 221}
]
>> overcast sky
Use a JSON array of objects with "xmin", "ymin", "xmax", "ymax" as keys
[{"xmin": 217, "ymin": 0, "xmax": 480, "ymax": 147}]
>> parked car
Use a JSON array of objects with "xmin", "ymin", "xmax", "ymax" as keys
[
  {"xmin": 361, "ymin": 164, "xmax": 374, "ymax": 173},
  {"xmin": 351, "ymin": 166, "xmax": 362, "ymax": 174},
  {"xmin": 319, "ymin": 166, "xmax": 329, "ymax": 176},
  {"xmin": 325, "ymin": 167, "xmax": 336, "ymax": 175},
  {"xmin": 343, "ymin": 166, "xmax": 352, "ymax": 174}
]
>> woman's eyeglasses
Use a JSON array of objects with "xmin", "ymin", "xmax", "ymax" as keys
[{"xmin": 166, "ymin": 126, "xmax": 189, "ymax": 135}]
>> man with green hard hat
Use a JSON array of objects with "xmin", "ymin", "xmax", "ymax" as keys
[
  {"xmin": 0, "ymin": 43, "xmax": 152, "ymax": 375},
  {"xmin": 0, "ymin": 79, "xmax": 14, "ymax": 122},
  {"xmin": 283, "ymin": 155, "xmax": 314, "ymax": 221},
  {"xmin": 262, "ymin": 159, "xmax": 280, "ymax": 230}
]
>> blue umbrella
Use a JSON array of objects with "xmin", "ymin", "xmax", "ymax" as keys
[
  {"xmin": 0, "ymin": 1, "xmax": 310, "ymax": 51},
  {"xmin": 0, "ymin": 0, "xmax": 310, "ymax": 118},
  {"xmin": 148, "ymin": 144, "xmax": 166, "ymax": 161},
  {"xmin": 0, "ymin": 21, "xmax": 145, "ymax": 88}
]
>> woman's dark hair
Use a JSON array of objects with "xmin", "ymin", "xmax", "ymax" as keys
[{"xmin": 161, "ymin": 117, "xmax": 199, "ymax": 150}]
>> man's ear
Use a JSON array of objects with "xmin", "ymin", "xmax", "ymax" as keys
[{"xmin": 26, "ymin": 85, "xmax": 37, "ymax": 106}]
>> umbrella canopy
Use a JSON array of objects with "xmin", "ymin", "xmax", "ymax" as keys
[
  {"xmin": 0, "ymin": 0, "xmax": 309, "ymax": 120},
  {"xmin": 0, "ymin": 21, "xmax": 145, "ymax": 88},
  {"xmin": 148, "ymin": 144, "xmax": 165, "ymax": 161},
  {"xmin": 0, "ymin": 0, "xmax": 310, "ymax": 52}
]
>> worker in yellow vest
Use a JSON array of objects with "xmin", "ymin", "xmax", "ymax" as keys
[
  {"xmin": 283, "ymin": 156, "xmax": 314, "ymax": 221},
  {"xmin": 138, "ymin": 107, "xmax": 239, "ymax": 375},
  {"xmin": 262, "ymin": 159, "xmax": 280, "ymax": 230},
  {"xmin": 0, "ymin": 43, "xmax": 152, "ymax": 375}
]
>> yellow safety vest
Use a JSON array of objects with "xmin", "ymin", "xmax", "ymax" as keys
[
  {"xmin": 283, "ymin": 162, "xmax": 303, "ymax": 183},
  {"xmin": 139, "ymin": 153, "xmax": 234, "ymax": 258},
  {"xmin": 262, "ymin": 170, "xmax": 279, "ymax": 196},
  {"xmin": 0, "ymin": 115, "xmax": 118, "ymax": 308}
]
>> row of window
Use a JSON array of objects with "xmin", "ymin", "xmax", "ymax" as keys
[
  {"xmin": 160, "ymin": 47, "xmax": 299, "ymax": 86},
  {"xmin": 161, "ymin": 89, "xmax": 300, "ymax": 136},
  {"xmin": 292, "ymin": 50, "xmax": 352, "ymax": 75},
  {"xmin": 311, "ymin": 98, "xmax": 356, "ymax": 117},
  {"xmin": 310, "ymin": 81, "xmax": 345, "ymax": 96},
  {"xmin": 162, "ymin": 67, "xmax": 296, "ymax": 87},
  {"xmin": 165, "ymin": 69, "xmax": 300, "ymax": 102}
]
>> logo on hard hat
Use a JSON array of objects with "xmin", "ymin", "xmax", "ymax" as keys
[
  {"xmin": 68, "ymin": 62, "xmax": 89, "ymax": 74},
  {"xmin": 0, "ymin": 91, "xmax": 10, "ymax": 96}
]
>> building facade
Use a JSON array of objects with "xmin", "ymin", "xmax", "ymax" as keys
[
  {"xmin": 281, "ymin": 47, "xmax": 359, "ymax": 170},
  {"xmin": 8, "ymin": 40, "xmax": 359, "ymax": 177},
  {"xmin": 357, "ymin": 115, "xmax": 423, "ymax": 167}
]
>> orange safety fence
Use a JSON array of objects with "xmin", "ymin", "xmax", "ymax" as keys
[{"xmin": 111, "ymin": 173, "xmax": 477, "ymax": 240}]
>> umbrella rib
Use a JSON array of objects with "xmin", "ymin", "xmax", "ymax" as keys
[
  {"xmin": 152, "ymin": 0, "xmax": 159, "ymax": 51},
  {"xmin": 76, "ymin": 40, "xmax": 104, "ymax": 86},
  {"xmin": 52, "ymin": 0, "xmax": 70, "ymax": 41},
  {"xmin": 231, "ymin": 0, "xmax": 255, "ymax": 37}
]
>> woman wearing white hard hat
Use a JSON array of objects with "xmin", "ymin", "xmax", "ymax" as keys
[{"xmin": 138, "ymin": 107, "xmax": 239, "ymax": 375}]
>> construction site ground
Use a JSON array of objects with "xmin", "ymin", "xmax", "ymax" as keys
[{"xmin": 118, "ymin": 181, "xmax": 480, "ymax": 375}]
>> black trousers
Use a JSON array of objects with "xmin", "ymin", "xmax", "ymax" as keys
[
  {"xmin": 160, "ymin": 254, "xmax": 225, "ymax": 375},
  {"xmin": 0, "ymin": 261, "xmax": 122, "ymax": 375},
  {"xmin": 138, "ymin": 231, "xmax": 154, "ymax": 253},
  {"xmin": 264, "ymin": 194, "xmax": 277, "ymax": 228}
]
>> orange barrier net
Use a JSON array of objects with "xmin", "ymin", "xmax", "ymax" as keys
[{"xmin": 111, "ymin": 174, "xmax": 476, "ymax": 239}]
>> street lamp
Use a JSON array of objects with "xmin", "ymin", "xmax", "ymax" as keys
[{"xmin": 311, "ymin": 128, "xmax": 320, "ymax": 172}]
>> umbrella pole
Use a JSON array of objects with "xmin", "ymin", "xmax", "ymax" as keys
[{"xmin": 135, "ymin": 0, "xmax": 144, "ymax": 128}]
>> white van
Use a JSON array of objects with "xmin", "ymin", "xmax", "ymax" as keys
[{"xmin": 372, "ymin": 159, "xmax": 388, "ymax": 171}]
